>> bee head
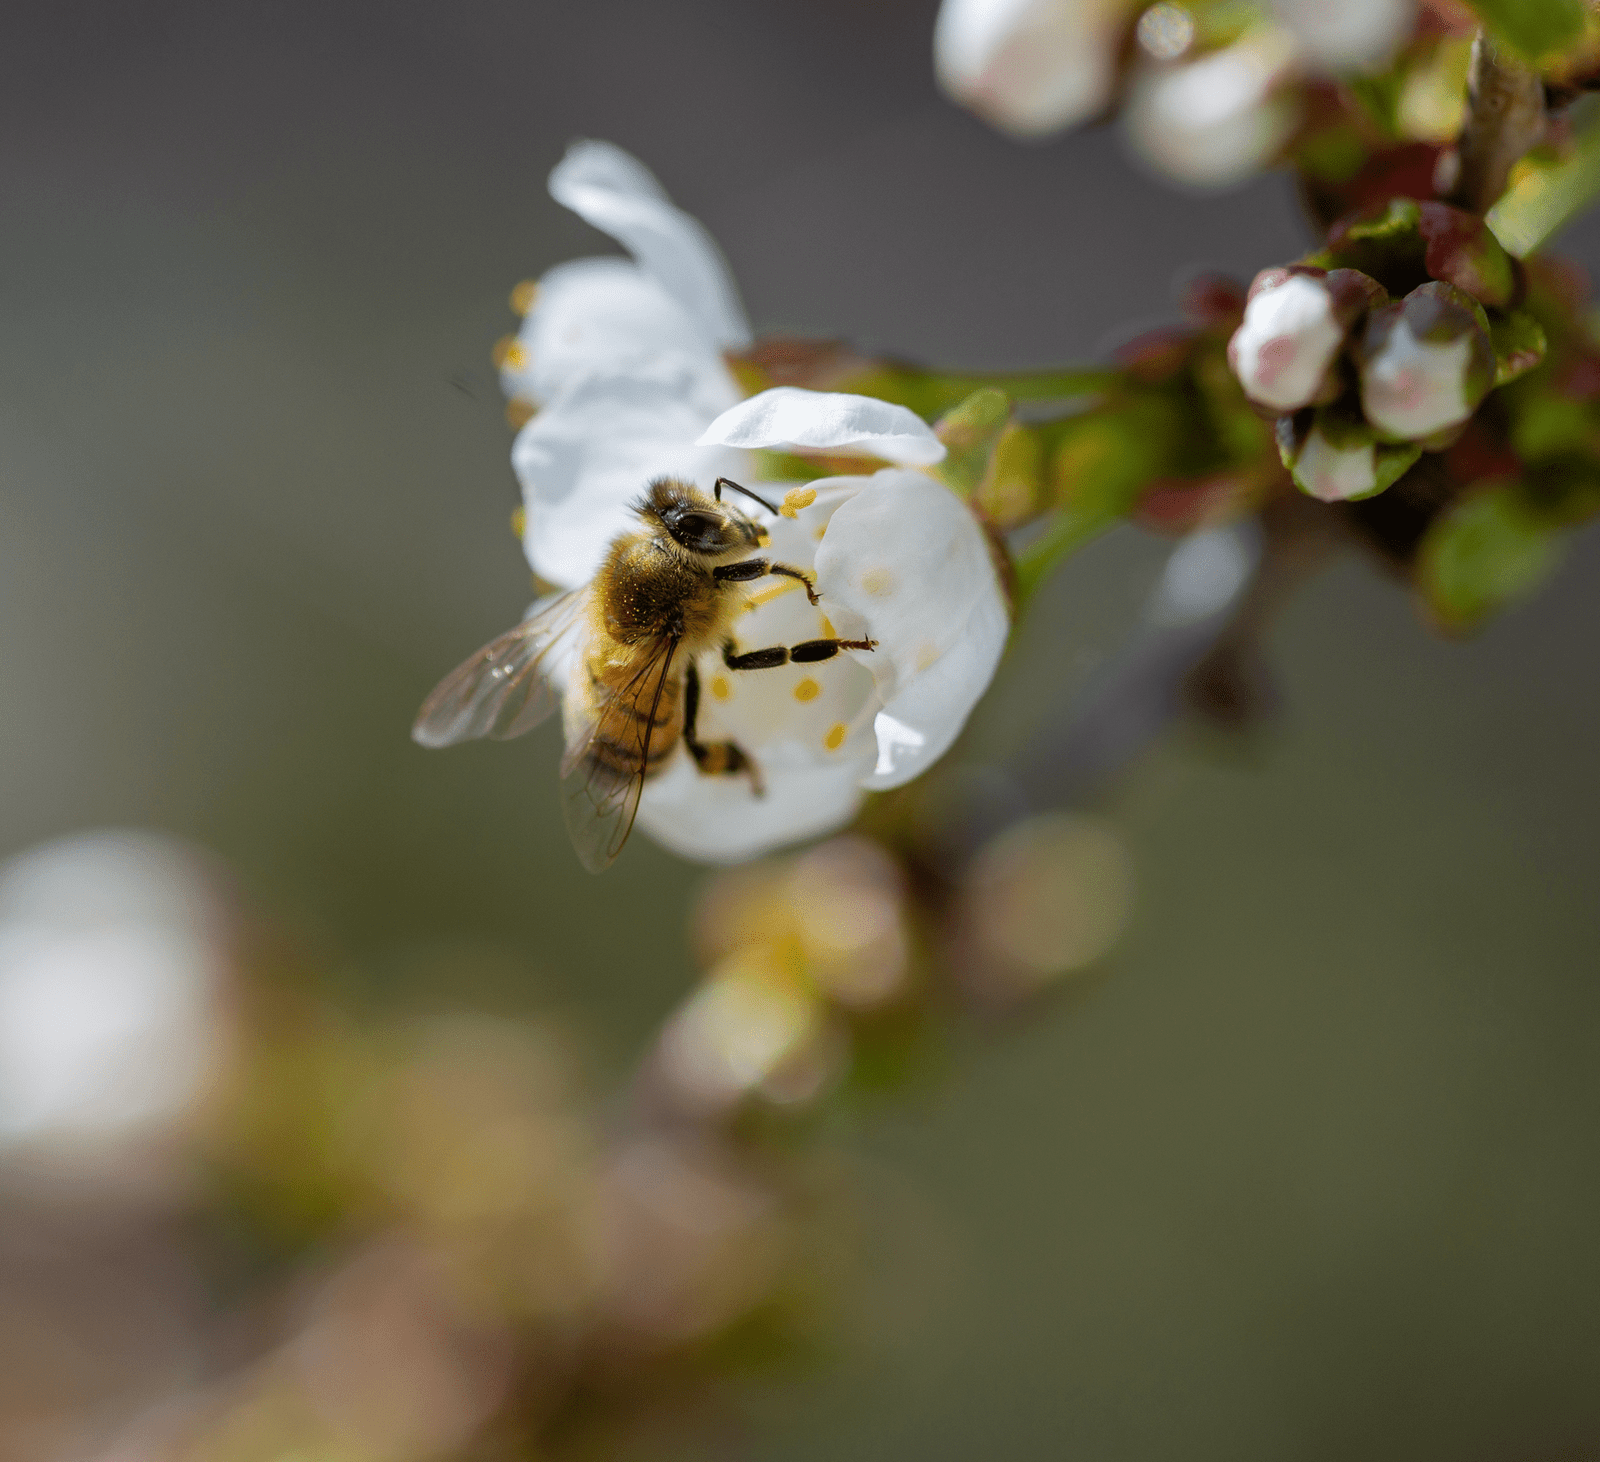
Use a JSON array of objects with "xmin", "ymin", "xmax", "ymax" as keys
[{"xmin": 639, "ymin": 477, "xmax": 770, "ymax": 557}]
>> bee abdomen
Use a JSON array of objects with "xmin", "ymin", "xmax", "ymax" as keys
[{"xmin": 587, "ymin": 730, "xmax": 681, "ymax": 778}]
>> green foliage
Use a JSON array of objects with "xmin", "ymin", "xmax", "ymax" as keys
[
  {"xmin": 1418, "ymin": 483, "xmax": 1564, "ymax": 630},
  {"xmin": 1467, "ymin": 0, "xmax": 1588, "ymax": 61}
]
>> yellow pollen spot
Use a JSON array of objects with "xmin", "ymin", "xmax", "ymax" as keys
[
  {"xmin": 818, "ymin": 615, "xmax": 836, "ymax": 638},
  {"xmin": 509, "ymin": 279, "xmax": 539, "ymax": 316},
  {"xmin": 824, "ymin": 722, "xmax": 848, "ymax": 751},
  {"xmin": 506, "ymin": 399, "xmax": 537, "ymax": 430},
  {"xmin": 814, "ymin": 525, "xmax": 828, "ymax": 542},
  {"xmin": 861, "ymin": 567, "xmax": 895, "ymax": 597},
  {"xmin": 793, "ymin": 677, "xmax": 821, "ymax": 703},
  {"xmin": 743, "ymin": 579, "xmax": 802, "ymax": 611},
  {"xmin": 510, "ymin": 506, "xmax": 527, "ymax": 539},
  {"xmin": 780, "ymin": 486, "xmax": 817, "ymax": 518},
  {"xmin": 710, "ymin": 675, "xmax": 732, "ymax": 701}
]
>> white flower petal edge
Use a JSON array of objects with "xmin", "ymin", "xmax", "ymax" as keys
[
  {"xmin": 697, "ymin": 387, "xmax": 948, "ymax": 466},
  {"xmin": 549, "ymin": 140, "xmax": 750, "ymax": 351},
  {"xmin": 813, "ymin": 470, "xmax": 1008, "ymax": 789}
]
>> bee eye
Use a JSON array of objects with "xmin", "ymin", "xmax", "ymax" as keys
[{"xmin": 668, "ymin": 511, "xmax": 726, "ymax": 548}]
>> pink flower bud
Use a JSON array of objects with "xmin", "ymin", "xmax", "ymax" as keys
[
  {"xmin": 1227, "ymin": 266, "xmax": 1385, "ymax": 413},
  {"xmin": 1358, "ymin": 281, "xmax": 1495, "ymax": 442}
]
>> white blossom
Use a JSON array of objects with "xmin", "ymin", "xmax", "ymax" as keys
[
  {"xmin": 933, "ymin": 0, "xmax": 1132, "ymax": 137},
  {"xmin": 1228, "ymin": 270, "xmax": 1348, "ymax": 412},
  {"xmin": 1125, "ymin": 27, "xmax": 1300, "ymax": 188},
  {"xmin": 487, "ymin": 143, "xmax": 1011, "ymax": 863},
  {"xmin": 0, "ymin": 831, "xmax": 230, "ymax": 1185}
]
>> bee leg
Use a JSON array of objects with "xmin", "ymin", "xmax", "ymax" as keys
[
  {"xmin": 712, "ymin": 559, "xmax": 821, "ymax": 605},
  {"xmin": 722, "ymin": 637, "xmax": 876, "ymax": 671},
  {"xmin": 683, "ymin": 662, "xmax": 766, "ymax": 796}
]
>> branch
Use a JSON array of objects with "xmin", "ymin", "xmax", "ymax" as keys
[{"xmin": 1448, "ymin": 29, "xmax": 1548, "ymax": 216}]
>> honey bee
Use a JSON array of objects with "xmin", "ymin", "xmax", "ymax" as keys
[{"xmin": 414, "ymin": 477, "xmax": 876, "ymax": 871}]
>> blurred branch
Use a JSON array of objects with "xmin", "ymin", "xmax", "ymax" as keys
[{"xmin": 1448, "ymin": 30, "xmax": 1548, "ymax": 215}]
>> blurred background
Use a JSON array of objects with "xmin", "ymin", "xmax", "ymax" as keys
[{"xmin": 1, "ymin": 0, "xmax": 1598, "ymax": 1457}]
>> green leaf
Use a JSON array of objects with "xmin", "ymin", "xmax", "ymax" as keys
[
  {"xmin": 1468, "ymin": 0, "xmax": 1588, "ymax": 61},
  {"xmin": 1488, "ymin": 98, "xmax": 1600, "ymax": 257},
  {"xmin": 931, "ymin": 389, "xmax": 1011, "ymax": 498},
  {"xmin": 1417, "ymin": 482, "xmax": 1564, "ymax": 630},
  {"xmin": 1489, "ymin": 310, "xmax": 1549, "ymax": 385}
]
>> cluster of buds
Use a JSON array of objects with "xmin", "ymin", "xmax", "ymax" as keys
[
  {"xmin": 936, "ymin": 0, "xmax": 1432, "ymax": 187},
  {"xmin": 1228, "ymin": 199, "xmax": 1543, "ymax": 505}
]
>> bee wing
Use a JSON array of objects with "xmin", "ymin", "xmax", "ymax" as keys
[
  {"xmin": 412, "ymin": 589, "xmax": 588, "ymax": 748},
  {"xmin": 559, "ymin": 630, "xmax": 681, "ymax": 874}
]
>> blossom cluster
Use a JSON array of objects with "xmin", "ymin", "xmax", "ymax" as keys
[
  {"xmin": 1229, "ymin": 199, "xmax": 1528, "ymax": 504},
  {"xmin": 935, "ymin": 0, "xmax": 1422, "ymax": 185}
]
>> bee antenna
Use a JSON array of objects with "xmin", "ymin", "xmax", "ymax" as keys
[{"xmin": 714, "ymin": 477, "xmax": 779, "ymax": 516}]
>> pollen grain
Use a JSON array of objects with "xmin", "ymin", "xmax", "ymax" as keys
[
  {"xmin": 793, "ymin": 677, "xmax": 821, "ymax": 703},
  {"xmin": 824, "ymin": 722, "xmax": 848, "ymax": 751}
]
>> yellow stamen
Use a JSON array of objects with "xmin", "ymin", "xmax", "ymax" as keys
[
  {"xmin": 509, "ymin": 280, "xmax": 539, "ymax": 316},
  {"xmin": 780, "ymin": 486, "xmax": 817, "ymax": 518},
  {"xmin": 743, "ymin": 579, "xmax": 803, "ymax": 611},
  {"xmin": 818, "ymin": 614, "xmax": 836, "ymax": 639},
  {"xmin": 823, "ymin": 723, "xmax": 848, "ymax": 751},
  {"xmin": 511, "ymin": 506, "xmax": 527, "ymax": 539},
  {"xmin": 793, "ymin": 677, "xmax": 820, "ymax": 703}
]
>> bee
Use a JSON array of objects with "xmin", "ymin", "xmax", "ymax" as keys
[{"xmin": 413, "ymin": 477, "xmax": 876, "ymax": 871}]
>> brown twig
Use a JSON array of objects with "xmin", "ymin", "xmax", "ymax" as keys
[{"xmin": 1447, "ymin": 29, "xmax": 1548, "ymax": 215}]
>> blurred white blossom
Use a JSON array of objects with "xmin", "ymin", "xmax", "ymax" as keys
[
  {"xmin": 1125, "ymin": 26, "xmax": 1300, "ymax": 188},
  {"xmin": 0, "ymin": 831, "xmax": 230, "ymax": 1188},
  {"xmin": 934, "ymin": 0, "xmax": 1134, "ymax": 137},
  {"xmin": 937, "ymin": 0, "xmax": 1418, "ymax": 184}
]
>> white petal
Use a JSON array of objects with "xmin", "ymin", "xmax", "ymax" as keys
[
  {"xmin": 550, "ymin": 140, "xmax": 751, "ymax": 350},
  {"xmin": 636, "ymin": 748, "xmax": 870, "ymax": 864},
  {"xmin": 512, "ymin": 366, "xmax": 746, "ymax": 588},
  {"xmin": 813, "ymin": 471, "xmax": 1008, "ymax": 790},
  {"xmin": 503, "ymin": 258, "xmax": 729, "ymax": 406},
  {"xmin": 934, "ymin": 0, "xmax": 1126, "ymax": 137},
  {"xmin": 697, "ymin": 388, "xmax": 947, "ymax": 466}
]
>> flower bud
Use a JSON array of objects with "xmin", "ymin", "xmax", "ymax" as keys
[
  {"xmin": 1275, "ymin": 402, "xmax": 1420, "ymax": 502},
  {"xmin": 1228, "ymin": 266, "xmax": 1384, "ymax": 413},
  {"xmin": 1358, "ymin": 281, "xmax": 1495, "ymax": 442}
]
